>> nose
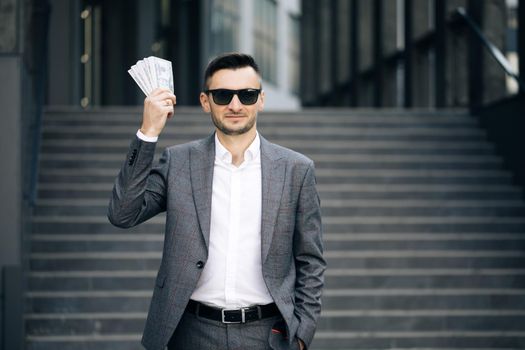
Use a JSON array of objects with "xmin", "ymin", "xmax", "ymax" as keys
[{"xmin": 227, "ymin": 94, "xmax": 242, "ymax": 112}]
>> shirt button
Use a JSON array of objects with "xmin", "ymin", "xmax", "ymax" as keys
[{"xmin": 196, "ymin": 261, "xmax": 205, "ymax": 269}]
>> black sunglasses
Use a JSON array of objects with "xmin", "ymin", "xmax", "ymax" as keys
[{"xmin": 204, "ymin": 88, "xmax": 261, "ymax": 105}]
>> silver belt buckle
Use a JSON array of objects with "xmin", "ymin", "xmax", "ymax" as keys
[{"xmin": 221, "ymin": 307, "xmax": 247, "ymax": 324}]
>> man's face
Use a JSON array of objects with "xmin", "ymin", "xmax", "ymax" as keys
[{"xmin": 200, "ymin": 66, "xmax": 264, "ymax": 136}]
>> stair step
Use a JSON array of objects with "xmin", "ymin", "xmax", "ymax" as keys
[
  {"xmin": 38, "ymin": 174, "xmax": 514, "ymax": 186},
  {"xmin": 326, "ymin": 256, "xmax": 525, "ymax": 269},
  {"xmin": 29, "ymin": 232, "xmax": 525, "ymax": 251},
  {"xmin": 30, "ymin": 258, "xmax": 161, "ymax": 271},
  {"xmin": 42, "ymin": 131, "xmax": 489, "ymax": 142},
  {"xmin": 30, "ymin": 215, "xmax": 525, "ymax": 230},
  {"xmin": 40, "ymin": 148, "xmax": 497, "ymax": 158},
  {"xmin": 27, "ymin": 269, "xmax": 525, "ymax": 291},
  {"xmin": 26, "ymin": 289, "xmax": 525, "ymax": 313},
  {"xmin": 27, "ymin": 293, "xmax": 152, "ymax": 313},
  {"xmin": 323, "ymin": 237, "xmax": 525, "ymax": 251},
  {"xmin": 32, "ymin": 227, "xmax": 525, "ymax": 236},
  {"xmin": 40, "ymin": 167, "xmax": 511, "ymax": 177},
  {"xmin": 31, "ymin": 222, "xmax": 525, "ymax": 235},
  {"xmin": 30, "ymin": 234, "xmax": 164, "ymax": 253},
  {"xmin": 322, "ymin": 293, "xmax": 525, "ymax": 310},
  {"xmin": 310, "ymin": 330, "xmax": 525, "ymax": 348},
  {"xmin": 24, "ymin": 310, "xmax": 525, "ymax": 336},
  {"xmin": 323, "ymin": 269, "xmax": 525, "ymax": 289},
  {"xmin": 317, "ymin": 309, "xmax": 525, "ymax": 330},
  {"xmin": 32, "ymin": 222, "xmax": 163, "ymax": 234},
  {"xmin": 42, "ymin": 123, "xmax": 486, "ymax": 140},
  {"xmin": 41, "ymin": 138, "xmax": 495, "ymax": 149},
  {"xmin": 25, "ymin": 312, "xmax": 147, "ymax": 335},
  {"xmin": 38, "ymin": 168, "xmax": 515, "ymax": 187},
  {"xmin": 26, "ymin": 335, "xmax": 143, "ymax": 350},
  {"xmin": 29, "ymin": 107, "xmax": 525, "ymax": 349},
  {"xmin": 29, "ymin": 253, "xmax": 525, "ymax": 271},
  {"xmin": 37, "ymin": 186, "xmax": 524, "ymax": 201},
  {"xmin": 40, "ymin": 152, "xmax": 502, "ymax": 162},
  {"xmin": 42, "ymin": 108, "xmax": 474, "ymax": 123},
  {"xmin": 33, "ymin": 204, "xmax": 525, "ymax": 216},
  {"xmin": 28, "ymin": 255, "xmax": 525, "ymax": 272},
  {"xmin": 37, "ymin": 183, "xmax": 521, "ymax": 193},
  {"xmin": 38, "ymin": 161, "xmax": 507, "ymax": 172},
  {"xmin": 28, "ymin": 274, "xmax": 156, "ymax": 291}
]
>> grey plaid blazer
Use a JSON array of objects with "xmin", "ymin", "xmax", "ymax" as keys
[{"xmin": 108, "ymin": 133, "xmax": 325, "ymax": 350}]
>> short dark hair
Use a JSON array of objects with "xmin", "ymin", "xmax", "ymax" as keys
[{"xmin": 203, "ymin": 52, "xmax": 261, "ymax": 89}]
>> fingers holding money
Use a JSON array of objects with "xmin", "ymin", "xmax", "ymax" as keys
[
  {"xmin": 156, "ymin": 90, "xmax": 176, "ymax": 119},
  {"xmin": 141, "ymin": 88, "xmax": 177, "ymax": 137},
  {"xmin": 149, "ymin": 87, "xmax": 176, "ymax": 104}
]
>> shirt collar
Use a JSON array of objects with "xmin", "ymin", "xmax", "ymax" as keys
[{"xmin": 214, "ymin": 132, "xmax": 261, "ymax": 164}]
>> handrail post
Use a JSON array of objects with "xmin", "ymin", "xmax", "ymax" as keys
[{"xmin": 455, "ymin": 6, "xmax": 525, "ymax": 97}]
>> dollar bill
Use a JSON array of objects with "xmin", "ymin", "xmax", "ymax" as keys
[
  {"xmin": 127, "ymin": 67, "xmax": 148, "ymax": 96},
  {"xmin": 127, "ymin": 56, "xmax": 174, "ymax": 96},
  {"xmin": 151, "ymin": 57, "xmax": 174, "ymax": 92}
]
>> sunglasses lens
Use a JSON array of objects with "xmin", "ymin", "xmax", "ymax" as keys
[
  {"xmin": 238, "ymin": 90, "xmax": 259, "ymax": 105},
  {"xmin": 209, "ymin": 89, "xmax": 260, "ymax": 105},
  {"xmin": 212, "ymin": 90, "xmax": 234, "ymax": 105}
]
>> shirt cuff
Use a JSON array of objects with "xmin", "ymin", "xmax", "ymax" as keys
[{"xmin": 136, "ymin": 129, "xmax": 158, "ymax": 143}]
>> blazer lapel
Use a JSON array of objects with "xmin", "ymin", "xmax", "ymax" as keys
[
  {"xmin": 190, "ymin": 134, "xmax": 215, "ymax": 249},
  {"xmin": 260, "ymin": 136, "xmax": 286, "ymax": 264}
]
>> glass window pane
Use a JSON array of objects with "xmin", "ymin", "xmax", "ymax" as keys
[
  {"xmin": 210, "ymin": 0, "xmax": 240, "ymax": 56},
  {"xmin": 253, "ymin": 0, "xmax": 278, "ymax": 83}
]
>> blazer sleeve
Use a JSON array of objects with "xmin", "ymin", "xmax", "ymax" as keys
[
  {"xmin": 293, "ymin": 161, "xmax": 326, "ymax": 348},
  {"xmin": 107, "ymin": 136, "xmax": 169, "ymax": 228}
]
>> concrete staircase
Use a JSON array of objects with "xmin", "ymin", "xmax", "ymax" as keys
[{"xmin": 26, "ymin": 107, "xmax": 525, "ymax": 349}]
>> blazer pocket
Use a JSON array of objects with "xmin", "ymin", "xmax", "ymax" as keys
[{"xmin": 269, "ymin": 319, "xmax": 290, "ymax": 350}]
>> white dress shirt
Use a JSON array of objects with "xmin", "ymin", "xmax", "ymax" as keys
[
  {"xmin": 136, "ymin": 130, "xmax": 273, "ymax": 308},
  {"xmin": 191, "ymin": 133, "xmax": 273, "ymax": 308}
]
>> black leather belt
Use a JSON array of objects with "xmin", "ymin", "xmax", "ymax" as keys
[{"xmin": 186, "ymin": 300, "xmax": 280, "ymax": 324}]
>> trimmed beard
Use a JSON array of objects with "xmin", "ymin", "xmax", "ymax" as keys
[{"xmin": 211, "ymin": 113, "xmax": 256, "ymax": 136}]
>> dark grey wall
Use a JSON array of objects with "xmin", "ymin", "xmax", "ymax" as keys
[
  {"xmin": 47, "ymin": 0, "xmax": 81, "ymax": 105},
  {"xmin": 47, "ymin": 0, "xmax": 143, "ymax": 107},
  {"xmin": 0, "ymin": 56, "xmax": 23, "ymax": 350},
  {"xmin": 0, "ymin": 0, "xmax": 47, "ymax": 347},
  {"xmin": 0, "ymin": 56, "xmax": 22, "ymax": 276},
  {"xmin": 301, "ymin": 0, "xmax": 510, "ymax": 108},
  {"xmin": 0, "ymin": 0, "xmax": 24, "ymax": 348}
]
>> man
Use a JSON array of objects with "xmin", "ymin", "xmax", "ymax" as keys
[{"xmin": 108, "ymin": 53, "xmax": 325, "ymax": 350}]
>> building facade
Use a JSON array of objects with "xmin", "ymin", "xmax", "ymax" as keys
[
  {"xmin": 1, "ymin": 1, "xmax": 524, "ymax": 348},
  {"xmin": 300, "ymin": 0, "xmax": 523, "ymax": 109},
  {"xmin": 46, "ymin": 0, "xmax": 301, "ymax": 110}
]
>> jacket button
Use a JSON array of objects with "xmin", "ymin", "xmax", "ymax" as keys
[
  {"xmin": 128, "ymin": 150, "xmax": 137, "ymax": 165},
  {"xmin": 196, "ymin": 261, "xmax": 205, "ymax": 269}
]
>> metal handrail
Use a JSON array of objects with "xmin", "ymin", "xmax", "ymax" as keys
[{"xmin": 454, "ymin": 7, "xmax": 525, "ymax": 94}]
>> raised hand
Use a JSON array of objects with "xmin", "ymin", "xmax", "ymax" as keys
[{"xmin": 140, "ymin": 88, "xmax": 177, "ymax": 138}]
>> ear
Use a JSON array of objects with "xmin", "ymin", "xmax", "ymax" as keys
[
  {"xmin": 200, "ymin": 92, "xmax": 211, "ymax": 113},
  {"xmin": 258, "ymin": 90, "xmax": 265, "ymax": 112}
]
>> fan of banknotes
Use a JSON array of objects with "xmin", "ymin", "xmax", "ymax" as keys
[{"xmin": 128, "ymin": 56, "xmax": 174, "ymax": 95}]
